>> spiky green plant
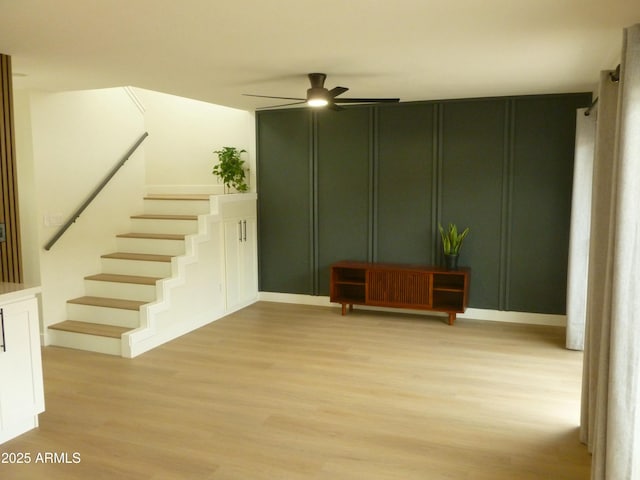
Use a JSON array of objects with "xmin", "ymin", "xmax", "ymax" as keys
[
  {"xmin": 438, "ymin": 223, "xmax": 470, "ymax": 255},
  {"xmin": 212, "ymin": 147, "xmax": 248, "ymax": 193}
]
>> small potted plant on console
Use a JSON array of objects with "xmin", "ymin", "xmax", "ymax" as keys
[{"xmin": 438, "ymin": 223, "xmax": 470, "ymax": 270}]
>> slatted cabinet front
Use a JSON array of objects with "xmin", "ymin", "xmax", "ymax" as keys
[{"xmin": 367, "ymin": 269, "xmax": 431, "ymax": 308}]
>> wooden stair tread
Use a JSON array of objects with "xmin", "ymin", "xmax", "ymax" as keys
[
  {"xmin": 49, "ymin": 320, "xmax": 132, "ymax": 338},
  {"xmin": 67, "ymin": 296, "xmax": 146, "ymax": 310},
  {"xmin": 102, "ymin": 252, "xmax": 173, "ymax": 263},
  {"xmin": 116, "ymin": 232, "xmax": 186, "ymax": 240},
  {"xmin": 85, "ymin": 273, "xmax": 161, "ymax": 285},
  {"xmin": 131, "ymin": 214, "xmax": 198, "ymax": 220},
  {"xmin": 144, "ymin": 194, "xmax": 211, "ymax": 201}
]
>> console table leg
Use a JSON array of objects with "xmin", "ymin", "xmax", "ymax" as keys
[
  {"xmin": 341, "ymin": 304, "xmax": 346, "ymax": 316},
  {"xmin": 349, "ymin": 304, "xmax": 354, "ymax": 312},
  {"xmin": 448, "ymin": 313, "xmax": 455, "ymax": 325}
]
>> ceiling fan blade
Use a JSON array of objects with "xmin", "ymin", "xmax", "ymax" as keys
[
  {"xmin": 243, "ymin": 93, "xmax": 306, "ymax": 101},
  {"xmin": 328, "ymin": 102, "xmax": 345, "ymax": 111},
  {"xmin": 256, "ymin": 101, "xmax": 307, "ymax": 110},
  {"xmin": 333, "ymin": 97, "xmax": 400, "ymax": 104},
  {"xmin": 328, "ymin": 86, "xmax": 349, "ymax": 98}
]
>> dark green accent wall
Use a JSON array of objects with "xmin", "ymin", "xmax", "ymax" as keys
[
  {"xmin": 439, "ymin": 99, "xmax": 507, "ymax": 309},
  {"xmin": 256, "ymin": 109, "xmax": 313, "ymax": 294},
  {"xmin": 376, "ymin": 103, "xmax": 436, "ymax": 265},
  {"xmin": 507, "ymin": 96, "xmax": 584, "ymax": 313},
  {"xmin": 316, "ymin": 108, "xmax": 372, "ymax": 295},
  {"xmin": 257, "ymin": 93, "xmax": 591, "ymax": 314}
]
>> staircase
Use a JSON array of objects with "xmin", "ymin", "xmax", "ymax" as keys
[{"xmin": 47, "ymin": 194, "xmax": 219, "ymax": 357}]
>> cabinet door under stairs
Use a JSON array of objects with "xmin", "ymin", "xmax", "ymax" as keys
[
  {"xmin": 221, "ymin": 195, "xmax": 258, "ymax": 313},
  {"xmin": 224, "ymin": 215, "xmax": 257, "ymax": 312}
]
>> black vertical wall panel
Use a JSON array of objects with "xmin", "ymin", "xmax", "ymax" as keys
[
  {"xmin": 257, "ymin": 109, "xmax": 313, "ymax": 294},
  {"xmin": 440, "ymin": 99, "xmax": 507, "ymax": 309},
  {"xmin": 376, "ymin": 103, "xmax": 435, "ymax": 264},
  {"xmin": 508, "ymin": 94, "xmax": 591, "ymax": 313},
  {"xmin": 316, "ymin": 108, "xmax": 371, "ymax": 295}
]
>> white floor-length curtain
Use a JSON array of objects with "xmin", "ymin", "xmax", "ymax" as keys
[
  {"xmin": 580, "ymin": 67, "xmax": 619, "ymax": 465},
  {"xmin": 566, "ymin": 108, "xmax": 596, "ymax": 350},
  {"xmin": 581, "ymin": 23, "xmax": 640, "ymax": 480}
]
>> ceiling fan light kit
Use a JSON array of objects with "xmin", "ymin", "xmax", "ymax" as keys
[
  {"xmin": 307, "ymin": 86, "xmax": 329, "ymax": 106},
  {"xmin": 244, "ymin": 73, "xmax": 400, "ymax": 110}
]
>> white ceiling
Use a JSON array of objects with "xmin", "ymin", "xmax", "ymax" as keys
[{"xmin": 1, "ymin": 0, "xmax": 639, "ymax": 111}]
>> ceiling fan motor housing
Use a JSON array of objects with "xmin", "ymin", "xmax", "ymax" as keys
[{"xmin": 308, "ymin": 73, "xmax": 327, "ymax": 88}]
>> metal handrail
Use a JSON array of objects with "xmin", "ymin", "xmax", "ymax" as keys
[{"xmin": 44, "ymin": 132, "xmax": 149, "ymax": 251}]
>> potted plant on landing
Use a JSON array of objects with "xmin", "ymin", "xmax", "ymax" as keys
[
  {"xmin": 438, "ymin": 223, "xmax": 470, "ymax": 270},
  {"xmin": 212, "ymin": 146, "xmax": 249, "ymax": 193}
]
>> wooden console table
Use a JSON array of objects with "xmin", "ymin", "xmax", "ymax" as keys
[{"xmin": 330, "ymin": 261, "xmax": 470, "ymax": 325}]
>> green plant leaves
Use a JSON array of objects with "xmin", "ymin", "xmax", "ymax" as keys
[
  {"xmin": 438, "ymin": 222, "xmax": 470, "ymax": 255},
  {"xmin": 213, "ymin": 146, "xmax": 249, "ymax": 193}
]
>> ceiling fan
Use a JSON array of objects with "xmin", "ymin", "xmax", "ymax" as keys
[{"xmin": 243, "ymin": 73, "xmax": 400, "ymax": 111}]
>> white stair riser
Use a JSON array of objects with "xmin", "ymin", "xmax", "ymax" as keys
[
  {"xmin": 84, "ymin": 280, "xmax": 157, "ymax": 302},
  {"xmin": 48, "ymin": 329, "xmax": 121, "ymax": 356},
  {"xmin": 116, "ymin": 237, "xmax": 185, "ymax": 256},
  {"xmin": 66, "ymin": 303, "xmax": 140, "ymax": 328},
  {"xmin": 143, "ymin": 199, "xmax": 210, "ymax": 215},
  {"xmin": 101, "ymin": 258, "xmax": 173, "ymax": 277},
  {"xmin": 130, "ymin": 218, "xmax": 199, "ymax": 235}
]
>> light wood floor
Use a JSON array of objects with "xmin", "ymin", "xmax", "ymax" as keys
[{"xmin": 2, "ymin": 302, "xmax": 591, "ymax": 479}]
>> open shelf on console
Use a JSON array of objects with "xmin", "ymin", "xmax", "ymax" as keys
[
  {"xmin": 331, "ymin": 264, "xmax": 367, "ymax": 303},
  {"xmin": 332, "ymin": 266, "xmax": 366, "ymax": 284},
  {"xmin": 433, "ymin": 272, "xmax": 466, "ymax": 291},
  {"xmin": 432, "ymin": 290, "xmax": 466, "ymax": 310}
]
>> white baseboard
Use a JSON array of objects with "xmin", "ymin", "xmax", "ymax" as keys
[
  {"xmin": 258, "ymin": 292, "xmax": 567, "ymax": 327},
  {"xmin": 458, "ymin": 308, "xmax": 566, "ymax": 326},
  {"xmin": 260, "ymin": 292, "xmax": 333, "ymax": 307}
]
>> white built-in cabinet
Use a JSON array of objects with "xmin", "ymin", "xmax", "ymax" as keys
[
  {"xmin": 222, "ymin": 195, "xmax": 258, "ymax": 313},
  {"xmin": 0, "ymin": 286, "xmax": 45, "ymax": 444}
]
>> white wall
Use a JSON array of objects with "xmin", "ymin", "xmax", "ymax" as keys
[
  {"xmin": 14, "ymin": 86, "xmax": 255, "ymax": 339},
  {"xmin": 134, "ymin": 88, "xmax": 255, "ymax": 192},
  {"xmin": 14, "ymin": 87, "xmax": 146, "ymax": 335}
]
